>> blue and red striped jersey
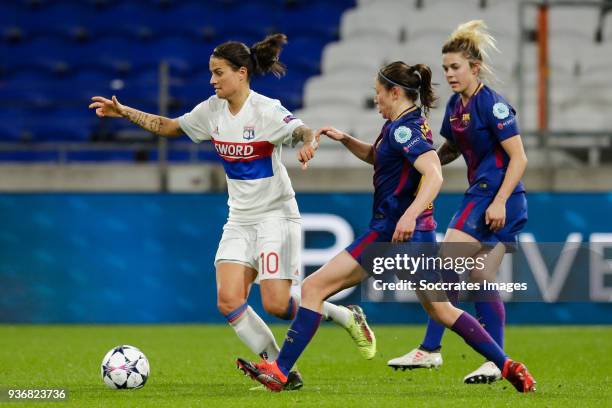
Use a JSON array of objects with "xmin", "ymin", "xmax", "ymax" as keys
[
  {"xmin": 440, "ymin": 83, "xmax": 525, "ymax": 196},
  {"xmin": 371, "ymin": 106, "xmax": 436, "ymax": 231}
]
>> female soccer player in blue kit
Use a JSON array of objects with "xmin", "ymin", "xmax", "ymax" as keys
[
  {"xmin": 236, "ymin": 60, "xmax": 536, "ymax": 393},
  {"xmin": 388, "ymin": 20, "xmax": 531, "ymax": 386}
]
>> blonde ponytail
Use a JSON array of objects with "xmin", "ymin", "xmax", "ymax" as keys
[{"xmin": 442, "ymin": 20, "xmax": 499, "ymax": 82}]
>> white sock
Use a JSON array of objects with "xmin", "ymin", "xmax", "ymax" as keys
[
  {"xmin": 292, "ymin": 290, "xmax": 352, "ymax": 328},
  {"xmin": 322, "ymin": 301, "xmax": 352, "ymax": 327},
  {"xmin": 228, "ymin": 305, "xmax": 279, "ymax": 362}
]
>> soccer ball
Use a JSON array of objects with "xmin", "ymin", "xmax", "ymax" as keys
[{"xmin": 101, "ymin": 345, "xmax": 150, "ymax": 389}]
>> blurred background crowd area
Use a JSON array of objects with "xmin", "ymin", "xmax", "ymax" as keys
[{"xmin": 0, "ymin": 0, "xmax": 611, "ymax": 192}]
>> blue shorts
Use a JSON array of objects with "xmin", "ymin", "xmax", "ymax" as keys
[
  {"xmin": 448, "ymin": 192, "xmax": 527, "ymax": 249},
  {"xmin": 346, "ymin": 228, "xmax": 436, "ymax": 263},
  {"xmin": 347, "ymin": 228, "xmax": 441, "ymax": 283}
]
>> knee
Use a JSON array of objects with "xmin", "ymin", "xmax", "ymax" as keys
[
  {"xmin": 301, "ymin": 278, "xmax": 325, "ymax": 304},
  {"xmin": 217, "ymin": 291, "xmax": 245, "ymax": 317}
]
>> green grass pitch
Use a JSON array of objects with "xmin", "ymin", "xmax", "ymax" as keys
[{"xmin": 0, "ymin": 324, "xmax": 610, "ymax": 407}]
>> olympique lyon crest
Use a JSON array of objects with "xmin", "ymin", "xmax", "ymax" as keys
[{"xmin": 243, "ymin": 126, "xmax": 255, "ymax": 140}]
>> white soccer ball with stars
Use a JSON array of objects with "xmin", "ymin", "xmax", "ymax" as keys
[{"xmin": 101, "ymin": 345, "xmax": 150, "ymax": 389}]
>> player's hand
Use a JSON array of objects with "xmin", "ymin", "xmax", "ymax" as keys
[
  {"xmin": 485, "ymin": 198, "xmax": 506, "ymax": 232},
  {"xmin": 89, "ymin": 95, "xmax": 126, "ymax": 118},
  {"xmin": 297, "ymin": 132, "xmax": 320, "ymax": 170},
  {"xmin": 317, "ymin": 126, "xmax": 347, "ymax": 142},
  {"xmin": 392, "ymin": 213, "xmax": 416, "ymax": 242}
]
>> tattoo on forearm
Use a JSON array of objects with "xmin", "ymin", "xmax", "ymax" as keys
[
  {"xmin": 291, "ymin": 126, "xmax": 313, "ymax": 147},
  {"xmin": 150, "ymin": 117, "xmax": 162, "ymax": 133},
  {"xmin": 125, "ymin": 109, "xmax": 163, "ymax": 134}
]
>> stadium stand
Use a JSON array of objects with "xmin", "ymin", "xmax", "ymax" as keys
[
  {"xmin": 0, "ymin": 0, "xmax": 353, "ymax": 150},
  {"xmin": 0, "ymin": 0, "xmax": 611, "ymax": 165},
  {"xmin": 297, "ymin": 0, "xmax": 612, "ymax": 164}
]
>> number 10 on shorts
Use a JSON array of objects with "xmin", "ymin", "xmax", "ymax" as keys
[{"xmin": 260, "ymin": 252, "xmax": 279, "ymax": 275}]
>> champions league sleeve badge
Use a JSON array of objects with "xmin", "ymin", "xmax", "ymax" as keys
[
  {"xmin": 394, "ymin": 126, "xmax": 412, "ymax": 144},
  {"xmin": 492, "ymin": 102, "xmax": 510, "ymax": 120}
]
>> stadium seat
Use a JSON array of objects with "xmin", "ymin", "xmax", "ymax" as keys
[
  {"xmin": 294, "ymin": 105, "xmax": 360, "ymax": 143},
  {"xmin": 13, "ymin": 2, "xmax": 94, "ymax": 38},
  {"xmin": 303, "ymin": 73, "xmax": 374, "ymax": 110},
  {"xmin": 0, "ymin": 108, "xmax": 25, "ymax": 141},
  {"xmin": 278, "ymin": 4, "xmax": 344, "ymax": 43},
  {"xmin": 85, "ymin": 3, "xmax": 157, "ymax": 37},
  {"xmin": 282, "ymin": 36, "xmax": 326, "ymax": 77},
  {"xmin": 154, "ymin": 3, "xmax": 227, "ymax": 40},
  {"xmin": 386, "ymin": 41, "xmax": 446, "ymax": 83},
  {"xmin": 577, "ymin": 42, "xmax": 612, "ymax": 78},
  {"xmin": 322, "ymin": 39, "xmax": 388, "ymax": 75},
  {"xmin": 404, "ymin": 5, "xmax": 487, "ymax": 41},
  {"xmin": 550, "ymin": 102, "xmax": 612, "ymax": 132},
  {"xmin": 339, "ymin": 5, "xmax": 408, "ymax": 43},
  {"xmin": 216, "ymin": 5, "xmax": 278, "ymax": 42},
  {"xmin": 3, "ymin": 38, "xmax": 74, "ymax": 75},
  {"xmin": 549, "ymin": 6, "xmax": 601, "ymax": 40},
  {"xmin": 251, "ymin": 71, "xmax": 305, "ymax": 111},
  {"xmin": 350, "ymin": 109, "xmax": 384, "ymax": 142},
  {"xmin": 0, "ymin": 80, "xmax": 53, "ymax": 109},
  {"xmin": 0, "ymin": 3, "xmax": 20, "ymax": 29},
  {"xmin": 23, "ymin": 108, "xmax": 92, "ymax": 142}
]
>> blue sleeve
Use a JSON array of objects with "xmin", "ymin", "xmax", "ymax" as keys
[
  {"xmin": 440, "ymin": 97, "xmax": 454, "ymax": 142},
  {"xmin": 389, "ymin": 123, "xmax": 434, "ymax": 165},
  {"xmin": 484, "ymin": 93, "xmax": 520, "ymax": 142}
]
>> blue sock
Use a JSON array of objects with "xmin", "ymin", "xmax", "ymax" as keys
[
  {"xmin": 451, "ymin": 311, "xmax": 507, "ymax": 370},
  {"xmin": 420, "ymin": 268, "xmax": 459, "ymax": 351},
  {"xmin": 276, "ymin": 306, "xmax": 322, "ymax": 376},
  {"xmin": 475, "ymin": 292, "xmax": 505, "ymax": 349},
  {"xmin": 421, "ymin": 319, "xmax": 445, "ymax": 351}
]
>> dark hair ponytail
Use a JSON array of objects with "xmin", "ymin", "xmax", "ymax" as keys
[
  {"xmin": 410, "ymin": 64, "xmax": 436, "ymax": 116},
  {"xmin": 250, "ymin": 33, "xmax": 287, "ymax": 78},
  {"xmin": 378, "ymin": 61, "xmax": 437, "ymax": 116},
  {"xmin": 212, "ymin": 33, "xmax": 288, "ymax": 80}
]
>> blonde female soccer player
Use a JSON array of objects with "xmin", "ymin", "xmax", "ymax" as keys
[{"xmin": 388, "ymin": 20, "xmax": 531, "ymax": 387}]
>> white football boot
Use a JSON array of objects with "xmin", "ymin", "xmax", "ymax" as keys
[
  {"xmin": 463, "ymin": 361, "xmax": 502, "ymax": 384},
  {"xmin": 387, "ymin": 348, "xmax": 443, "ymax": 370}
]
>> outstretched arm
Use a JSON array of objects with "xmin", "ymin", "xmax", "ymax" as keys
[
  {"xmin": 89, "ymin": 95, "xmax": 183, "ymax": 138},
  {"xmin": 317, "ymin": 126, "xmax": 374, "ymax": 165},
  {"xmin": 437, "ymin": 140, "xmax": 461, "ymax": 165}
]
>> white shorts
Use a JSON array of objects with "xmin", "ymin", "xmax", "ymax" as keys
[{"xmin": 215, "ymin": 218, "xmax": 301, "ymax": 283}]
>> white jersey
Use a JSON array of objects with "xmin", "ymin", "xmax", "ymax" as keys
[{"xmin": 178, "ymin": 91, "xmax": 304, "ymax": 223}]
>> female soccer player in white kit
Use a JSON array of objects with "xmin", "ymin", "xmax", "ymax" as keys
[{"xmin": 89, "ymin": 34, "xmax": 376, "ymax": 390}]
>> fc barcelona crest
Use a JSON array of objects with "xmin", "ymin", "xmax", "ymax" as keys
[{"xmin": 243, "ymin": 126, "xmax": 255, "ymax": 140}]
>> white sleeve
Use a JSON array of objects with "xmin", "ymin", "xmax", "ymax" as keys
[
  {"xmin": 264, "ymin": 102, "xmax": 304, "ymax": 146},
  {"xmin": 178, "ymin": 99, "xmax": 214, "ymax": 143}
]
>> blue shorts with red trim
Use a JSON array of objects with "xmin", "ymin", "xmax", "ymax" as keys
[
  {"xmin": 346, "ymin": 228, "xmax": 436, "ymax": 263},
  {"xmin": 448, "ymin": 192, "xmax": 527, "ymax": 249}
]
